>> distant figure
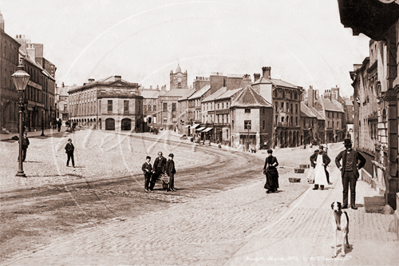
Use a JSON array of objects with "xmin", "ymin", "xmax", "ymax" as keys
[
  {"xmin": 263, "ymin": 149, "xmax": 279, "ymax": 193},
  {"xmin": 65, "ymin": 138, "xmax": 75, "ymax": 167},
  {"xmin": 166, "ymin": 153, "xmax": 176, "ymax": 192},
  {"xmin": 149, "ymin": 151, "xmax": 167, "ymax": 191},
  {"xmin": 18, "ymin": 132, "xmax": 30, "ymax": 162},
  {"xmin": 142, "ymin": 156, "xmax": 154, "ymax": 192},
  {"xmin": 310, "ymin": 146, "xmax": 331, "ymax": 190},
  {"xmin": 335, "ymin": 139, "xmax": 366, "ymax": 210},
  {"xmin": 57, "ymin": 119, "xmax": 62, "ymax": 132}
]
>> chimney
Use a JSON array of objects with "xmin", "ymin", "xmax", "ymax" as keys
[
  {"xmin": 27, "ymin": 43, "xmax": 36, "ymax": 60},
  {"xmin": 88, "ymin": 78, "xmax": 95, "ymax": 83},
  {"xmin": 254, "ymin": 73, "xmax": 260, "ymax": 82},
  {"xmin": 150, "ymin": 85, "xmax": 153, "ymax": 90},
  {"xmin": 210, "ymin": 73, "xmax": 226, "ymax": 94},
  {"xmin": 114, "ymin": 75, "xmax": 121, "ymax": 81},
  {"xmin": 262, "ymin": 66, "xmax": 271, "ymax": 79},
  {"xmin": 62, "ymin": 82, "xmax": 64, "ymax": 87},
  {"xmin": 0, "ymin": 11, "xmax": 4, "ymax": 31},
  {"xmin": 156, "ymin": 85, "xmax": 159, "ymax": 90},
  {"xmin": 240, "ymin": 74, "xmax": 252, "ymax": 88},
  {"xmin": 308, "ymin": 86, "xmax": 315, "ymax": 107}
]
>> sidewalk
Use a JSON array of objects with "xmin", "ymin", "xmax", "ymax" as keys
[
  {"xmin": 225, "ymin": 166, "xmax": 399, "ymax": 265},
  {"xmin": 0, "ymin": 128, "xmax": 66, "ymax": 141}
]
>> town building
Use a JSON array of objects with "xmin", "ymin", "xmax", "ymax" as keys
[
  {"xmin": 139, "ymin": 85, "xmax": 166, "ymax": 131},
  {"xmin": 56, "ymin": 83, "xmax": 76, "ymax": 125},
  {"xmin": 338, "ymin": 0, "xmax": 399, "ymax": 210},
  {"xmin": 14, "ymin": 35, "xmax": 57, "ymax": 132},
  {"xmin": 252, "ymin": 66, "xmax": 304, "ymax": 148},
  {"xmin": 300, "ymin": 102, "xmax": 318, "ymax": 145},
  {"xmin": 0, "ymin": 13, "xmax": 20, "ymax": 133},
  {"xmin": 158, "ymin": 64, "xmax": 193, "ymax": 130},
  {"xmin": 230, "ymin": 85, "xmax": 273, "ymax": 150},
  {"xmin": 68, "ymin": 76, "xmax": 143, "ymax": 131}
]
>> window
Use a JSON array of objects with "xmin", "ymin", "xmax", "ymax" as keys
[
  {"xmin": 294, "ymin": 92, "xmax": 297, "ymax": 99},
  {"xmin": 226, "ymin": 102, "xmax": 229, "ymax": 108},
  {"xmin": 290, "ymin": 116, "xmax": 293, "ymax": 125},
  {"xmin": 245, "ymin": 108, "xmax": 251, "ymax": 113},
  {"xmin": 222, "ymin": 103, "xmax": 224, "ymax": 109},
  {"xmin": 148, "ymin": 105, "xmax": 151, "ymax": 111},
  {"xmin": 218, "ymin": 103, "xmax": 220, "ymax": 109},
  {"xmin": 263, "ymin": 108, "xmax": 265, "ymax": 114},
  {"xmin": 232, "ymin": 120, "xmax": 234, "ymax": 129},
  {"xmin": 290, "ymin": 104, "xmax": 293, "ymax": 113},
  {"xmin": 332, "ymin": 112, "xmax": 334, "ymax": 118},
  {"xmin": 172, "ymin": 103, "xmax": 176, "ymax": 112},
  {"xmin": 244, "ymin": 120, "xmax": 251, "ymax": 129},
  {"xmin": 337, "ymin": 122, "xmax": 339, "ymax": 129},
  {"xmin": 281, "ymin": 102, "xmax": 284, "ymax": 111},
  {"xmin": 275, "ymin": 103, "xmax": 278, "ymax": 112},
  {"xmin": 263, "ymin": 120, "xmax": 265, "ymax": 129},
  {"xmin": 281, "ymin": 117, "xmax": 284, "ymax": 123},
  {"xmin": 296, "ymin": 117, "xmax": 298, "ymax": 126},
  {"xmin": 64, "ymin": 104, "xmax": 67, "ymax": 111},
  {"xmin": 153, "ymin": 105, "xmax": 156, "ymax": 111},
  {"xmin": 107, "ymin": 100, "xmax": 112, "ymax": 112},
  {"xmin": 163, "ymin": 102, "xmax": 167, "ymax": 111},
  {"xmin": 332, "ymin": 121, "xmax": 334, "ymax": 128},
  {"xmin": 295, "ymin": 104, "xmax": 298, "ymax": 114},
  {"xmin": 144, "ymin": 105, "xmax": 147, "ymax": 113},
  {"xmin": 275, "ymin": 115, "xmax": 278, "ymax": 122}
]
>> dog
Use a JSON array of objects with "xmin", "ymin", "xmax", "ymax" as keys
[{"xmin": 331, "ymin": 201, "xmax": 350, "ymax": 257}]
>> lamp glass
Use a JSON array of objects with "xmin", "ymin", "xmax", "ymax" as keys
[{"xmin": 12, "ymin": 68, "xmax": 30, "ymax": 92}]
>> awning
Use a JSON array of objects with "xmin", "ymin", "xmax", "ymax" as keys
[
  {"xmin": 202, "ymin": 127, "xmax": 213, "ymax": 132},
  {"xmin": 192, "ymin": 124, "xmax": 200, "ymax": 128},
  {"xmin": 196, "ymin": 127, "xmax": 206, "ymax": 131}
]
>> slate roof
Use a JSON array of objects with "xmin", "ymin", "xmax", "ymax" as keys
[
  {"xmin": 140, "ymin": 89, "xmax": 160, "ymax": 99},
  {"xmin": 231, "ymin": 86, "xmax": 272, "ymax": 108},
  {"xmin": 322, "ymin": 98, "xmax": 344, "ymax": 113},
  {"xmin": 188, "ymin": 85, "xmax": 211, "ymax": 100},
  {"xmin": 202, "ymin": 87, "xmax": 227, "ymax": 103},
  {"xmin": 178, "ymin": 88, "xmax": 196, "ymax": 101},
  {"xmin": 300, "ymin": 102, "xmax": 317, "ymax": 118},
  {"xmin": 68, "ymin": 76, "xmax": 139, "ymax": 93},
  {"xmin": 253, "ymin": 76, "xmax": 298, "ymax": 89},
  {"xmin": 162, "ymin": 88, "xmax": 194, "ymax": 98},
  {"xmin": 215, "ymin": 88, "xmax": 242, "ymax": 100},
  {"xmin": 309, "ymin": 106, "xmax": 325, "ymax": 120}
]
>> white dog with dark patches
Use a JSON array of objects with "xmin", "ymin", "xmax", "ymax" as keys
[{"xmin": 331, "ymin": 201, "xmax": 350, "ymax": 257}]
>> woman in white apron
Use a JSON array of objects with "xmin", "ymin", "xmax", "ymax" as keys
[{"xmin": 311, "ymin": 146, "xmax": 331, "ymax": 190}]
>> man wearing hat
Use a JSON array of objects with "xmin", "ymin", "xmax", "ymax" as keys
[{"xmin": 335, "ymin": 139, "xmax": 366, "ymax": 209}]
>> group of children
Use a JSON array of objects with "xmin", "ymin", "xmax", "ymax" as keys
[{"xmin": 142, "ymin": 152, "xmax": 176, "ymax": 192}]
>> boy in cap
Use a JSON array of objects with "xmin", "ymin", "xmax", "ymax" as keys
[
  {"xmin": 142, "ymin": 156, "xmax": 154, "ymax": 192},
  {"xmin": 65, "ymin": 138, "xmax": 75, "ymax": 167},
  {"xmin": 335, "ymin": 139, "xmax": 366, "ymax": 209}
]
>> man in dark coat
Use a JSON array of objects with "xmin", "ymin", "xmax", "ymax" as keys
[
  {"xmin": 335, "ymin": 139, "xmax": 366, "ymax": 210},
  {"xmin": 57, "ymin": 119, "xmax": 62, "ymax": 132},
  {"xmin": 263, "ymin": 149, "xmax": 279, "ymax": 193},
  {"xmin": 18, "ymin": 132, "xmax": 30, "ymax": 162},
  {"xmin": 65, "ymin": 138, "xmax": 75, "ymax": 167},
  {"xmin": 142, "ymin": 156, "xmax": 154, "ymax": 192},
  {"xmin": 165, "ymin": 153, "xmax": 176, "ymax": 192},
  {"xmin": 149, "ymin": 151, "xmax": 167, "ymax": 191}
]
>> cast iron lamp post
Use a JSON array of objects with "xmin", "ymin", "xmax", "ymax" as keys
[
  {"xmin": 12, "ymin": 64, "xmax": 30, "ymax": 177},
  {"xmin": 41, "ymin": 109, "xmax": 45, "ymax": 136}
]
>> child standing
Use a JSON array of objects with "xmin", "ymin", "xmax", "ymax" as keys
[
  {"xmin": 142, "ymin": 156, "xmax": 154, "ymax": 192},
  {"xmin": 65, "ymin": 138, "xmax": 75, "ymax": 167}
]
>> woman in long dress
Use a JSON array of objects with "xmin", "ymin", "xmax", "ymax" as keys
[
  {"xmin": 263, "ymin": 149, "xmax": 279, "ymax": 193},
  {"xmin": 310, "ymin": 146, "xmax": 331, "ymax": 190}
]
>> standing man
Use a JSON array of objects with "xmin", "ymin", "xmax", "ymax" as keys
[
  {"xmin": 317, "ymin": 145, "xmax": 332, "ymax": 185},
  {"xmin": 335, "ymin": 139, "xmax": 366, "ymax": 210},
  {"xmin": 65, "ymin": 138, "xmax": 75, "ymax": 167},
  {"xmin": 149, "ymin": 151, "xmax": 167, "ymax": 191},
  {"xmin": 165, "ymin": 153, "xmax": 176, "ymax": 192},
  {"xmin": 18, "ymin": 132, "xmax": 30, "ymax": 162},
  {"xmin": 142, "ymin": 156, "xmax": 154, "ymax": 192}
]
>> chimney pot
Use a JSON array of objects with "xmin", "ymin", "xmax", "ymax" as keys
[
  {"xmin": 261, "ymin": 66, "xmax": 271, "ymax": 79},
  {"xmin": 115, "ymin": 75, "xmax": 122, "ymax": 80}
]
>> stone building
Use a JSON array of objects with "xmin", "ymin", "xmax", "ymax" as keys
[
  {"xmin": 139, "ymin": 85, "xmax": 166, "ymax": 131},
  {"xmin": 0, "ymin": 14, "xmax": 20, "ymax": 133},
  {"xmin": 56, "ymin": 83, "xmax": 76, "ymax": 124},
  {"xmin": 338, "ymin": 0, "xmax": 399, "ymax": 210},
  {"xmin": 68, "ymin": 76, "xmax": 143, "ymax": 132},
  {"xmin": 300, "ymin": 102, "xmax": 318, "ymax": 145},
  {"xmin": 14, "ymin": 35, "xmax": 57, "ymax": 131},
  {"xmin": 158, "ymin": 64, "xmax": 193, "ymax": 130},
  {"xmin": 230, "ymin": 86, "xmax": 273, "ymax": 150},
  {"xmin": 252, "ymin": 66, "xmax": 304, "ymax": 148}
]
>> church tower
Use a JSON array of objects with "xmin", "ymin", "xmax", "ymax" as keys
[{"xmin": 170, "ymin": 63, "xmax": 188, "ymax": 90}]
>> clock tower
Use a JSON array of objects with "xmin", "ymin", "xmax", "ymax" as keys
[{"xmin": 170, "ymin": 63, "xmax": 188, "ymax": 90}]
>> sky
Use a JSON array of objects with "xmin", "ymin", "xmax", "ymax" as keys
[{"xmin": 1, "ymin": 0, "xmax": 370, "ymax": 96}]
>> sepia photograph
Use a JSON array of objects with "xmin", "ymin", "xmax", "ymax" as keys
[{"xmin": 0, "ymin": 0, "xmax": 399, "ymax": 265}]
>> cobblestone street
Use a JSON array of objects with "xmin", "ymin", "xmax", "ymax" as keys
[{"xmin": 1, "ymin": 134, "xmax": 397, "ymax": 265}]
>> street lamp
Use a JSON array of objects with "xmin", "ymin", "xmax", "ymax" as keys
[
  {"xmin": 12, "ymin": 64, "xmax": 30, "ymax": 178},
  {"xmin": 41, "ymin": 109, "xmax": 45, "ymax": 136}
]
